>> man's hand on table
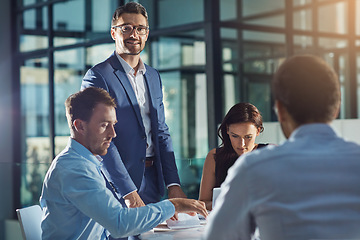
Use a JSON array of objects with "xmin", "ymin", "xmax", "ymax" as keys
[
  {"xmin": 169, "ymin": 198, "xmax": 208, "ymax": 219},
  {"xmin": 167, "ymin": 185, "xmax": 187, "ymax": 220},
  {"xmin": 123, "ymin": 191, "xmax": 145, "ymax": 208}
]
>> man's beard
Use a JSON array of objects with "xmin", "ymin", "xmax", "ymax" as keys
[
  {"xmin": 125, "ymin": 51, "xmax": 142, "ymax": 55},
  {"xmin": 124, "ymin": 40, "xmax": 143, "ymax": 55}
]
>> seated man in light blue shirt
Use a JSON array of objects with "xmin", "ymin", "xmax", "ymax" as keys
[
  {"xmin": 39, "ymin": 87, "xmax": 207, "ymax": 240},
  {"xmin": 204, "ymin": 55, "xmax": 360, "ymax": 240}
]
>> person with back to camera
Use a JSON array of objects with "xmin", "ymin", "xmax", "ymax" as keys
[
  {"xmin": 203, "ymin": 55, "xmax": 360, "ymax": 240},
  {"xmin": 199, "ymin": 102, "xmax": 267, "ymax": 210}
]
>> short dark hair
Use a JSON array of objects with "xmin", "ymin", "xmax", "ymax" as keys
[
  {"xmin": 218, "ymin": 102, "xmax": 264, "ymax": 154},
  {"xmin": 272, "ymin": 55, "xmax": 340, "ymax": 124},
  {"xmin": 65, "ymin": 87, "xmax": 116, "ymax": 131},
  {"xmin": 112, "ymin": 2, "xmax": 148, "ymax": 26}
]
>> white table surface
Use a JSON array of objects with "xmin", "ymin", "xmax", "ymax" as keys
[
  {"xmin": 139, "ymin": 214, "xmax": 207, "ymax": 240},
  {"xmin": 139, "ymin": 225, "xmax": 205, "ymax": 240}
]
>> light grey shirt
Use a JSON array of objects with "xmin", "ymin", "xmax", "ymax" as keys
[{"xmin": 203, "ymin": 123, "xmax": 360, "ymax": 240}]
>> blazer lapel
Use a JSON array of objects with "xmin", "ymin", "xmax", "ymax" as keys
[
  {"xmin": 143, "ymin": 65, "xmax": 157, "ymax": 114},
  {"xmin": 109, "ymin": 53, "xmax": 144, "ymax": 129}
]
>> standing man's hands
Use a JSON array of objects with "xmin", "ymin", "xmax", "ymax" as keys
[
  {"xmin": 167, "ymin": 185, "xmax": 187, "ymax": 220},
  {"xmin": 123, "ymin": 191, "xmax": 145, "ymax": 208},
  {"xmin": 168, "ymin": 198, "xmax": 208, "ymax": 219},
  {"xmin": 167, "ymin": 185, "xmax": 187, "ymax": 199}
]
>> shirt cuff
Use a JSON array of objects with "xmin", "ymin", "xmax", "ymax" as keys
[
  {"xmin": 158, "ymin": 200, "xmax": 176, "ymax": 220},
  {"xmin": 122, "ymin": 189, "xmax": 137, "ymax": 199},
  {"xmin": 166, "ymin": 183, "xmax": 180, "ymax": 189}
]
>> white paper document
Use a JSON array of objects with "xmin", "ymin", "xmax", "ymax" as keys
[{"xmin": 165, "ymin": 213, "xmax": 201, "ymax": 229}]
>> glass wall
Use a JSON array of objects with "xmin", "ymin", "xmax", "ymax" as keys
[
  {"xmin": 20, "ymin": 57, "xmax": 51, "ymax": 206},
  {"xmin": 53, "ymin": 47, "xmax": 86, "ymax": 154},
  {"xmin": 13, "ymin": 0, "xmax": 360, "ymax": 206},
  {"xmin": 220, "ymin": 0, "xmax": 359, "ymax": 120},
  {"xmin": 20, "ymin": 6, "xmax": 48, "ymax": 52},
  {"xmin": 15, "ymin": 0, "xmax": 116, "ymax": 207}
]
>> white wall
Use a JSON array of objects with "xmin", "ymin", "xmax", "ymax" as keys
[{"xmin": 257, "ymin": 119, "xmax": 360, "ymax": 145}]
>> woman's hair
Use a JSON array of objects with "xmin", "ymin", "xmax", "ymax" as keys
[{"xmin": 216, "ymin": 102, "xmax": 264, "ymax": 160}]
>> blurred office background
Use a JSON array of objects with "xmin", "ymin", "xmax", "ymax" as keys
[{"xmin": 1, "ymin": 0, "xmax": 360, "ymax": 239}]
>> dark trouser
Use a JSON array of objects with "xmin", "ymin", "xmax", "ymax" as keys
[
  {"xmin": 110, "ymin": 160, "xmax": 161, "ymax": 240},
  {"xmin": 138, "ymin": 161, "xmax": 161, "ymax": 204}
]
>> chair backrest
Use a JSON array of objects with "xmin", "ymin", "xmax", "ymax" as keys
[{"xmin": 16, "ymin": 205, "xmax": 43, "ymax": 240}]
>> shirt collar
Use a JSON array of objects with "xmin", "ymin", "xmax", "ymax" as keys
[
  {"xmin": 115, "ymin": 52, "xmax": 146, "ymax": 75},
  {"xmin": 67, "ymin": 138, "xmax": 103, "ymax": 166},
  {"xmin": 289, "ymin": 123, "xmax": 337, "ymax": 141}
]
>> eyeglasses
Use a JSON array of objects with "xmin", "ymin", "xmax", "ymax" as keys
[{"xmin": 112, "ymin": 24, "xmax": 149, "ymax": 35}]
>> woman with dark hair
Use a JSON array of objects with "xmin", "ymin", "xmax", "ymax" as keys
[{"xmin": 199, "ymin": 102, "xmax": 267, "ymax": 210}]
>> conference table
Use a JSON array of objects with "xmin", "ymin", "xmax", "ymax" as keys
[
  {"xmin": 139, "ymin": 225, "xmax": 205, "ymax": 240},
  {"xmin": 139, "ymin": 214, "xmax": 207, "ymax": 240}
]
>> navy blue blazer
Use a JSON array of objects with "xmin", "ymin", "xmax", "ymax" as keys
[{"xmin": 81, "ymin": 52, "xmax": 181, "ymax": 198}]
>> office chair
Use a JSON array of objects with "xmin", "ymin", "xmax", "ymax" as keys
[{"xmin": 16, "ymin": 205, "xmax": 42, "ymax": 240}]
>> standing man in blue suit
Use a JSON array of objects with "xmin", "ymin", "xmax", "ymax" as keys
[{"xmin": 82, "ymin": 2, "xmax": 186, "ymax": 208}]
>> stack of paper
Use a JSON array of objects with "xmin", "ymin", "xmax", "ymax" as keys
[{"xmin": 166, "ymin": 213, "xmax": 201, "ymax": 229}]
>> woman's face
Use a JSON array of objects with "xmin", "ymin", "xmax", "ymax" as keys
[{"xmin": 227, "ymin": 122, "xmax": 260, "ymax": 156}]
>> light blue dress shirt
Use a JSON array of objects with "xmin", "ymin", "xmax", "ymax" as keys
[
  {"xmin": 40, "ymin": 138, "xmax": 175, "ymax": 240},
  {"xmin": 203, "ymin": 123, "xmax": 360, "ymax": 240}
]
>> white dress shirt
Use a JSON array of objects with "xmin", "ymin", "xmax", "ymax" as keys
[
  {"xmin": 116, "ymin": 54, "xmax": 154, "ymax": 157},
  {"xmin": 115, "ymin": 54, "xmax": 180, "ymax": 189}
]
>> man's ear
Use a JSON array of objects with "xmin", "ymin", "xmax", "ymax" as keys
[
  {"xmin": 275, "ymin": 100, "xmax": 298, "ymax": 139},
  {"xmin": 275, "ymin": 100, "xmax": 287, "ymax": 123},
  {"xmin": 110, "ymin": 28, "xmax": 116, "ymax": 40},
  {"xmin": 332, "ymin": 102, "xmax": 340, "ymax": 120},
  {"xmin": 73, "ymin": 119, "xmax": 86, "ymax": 134},
  {"xmin": 145, "ymin": 30, "xmax": 149, "ymax": 42}
]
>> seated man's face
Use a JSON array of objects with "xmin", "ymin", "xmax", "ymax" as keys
[{"xmin": 82, "ymin": 103, "xmax": 117, "ymax": 156}]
